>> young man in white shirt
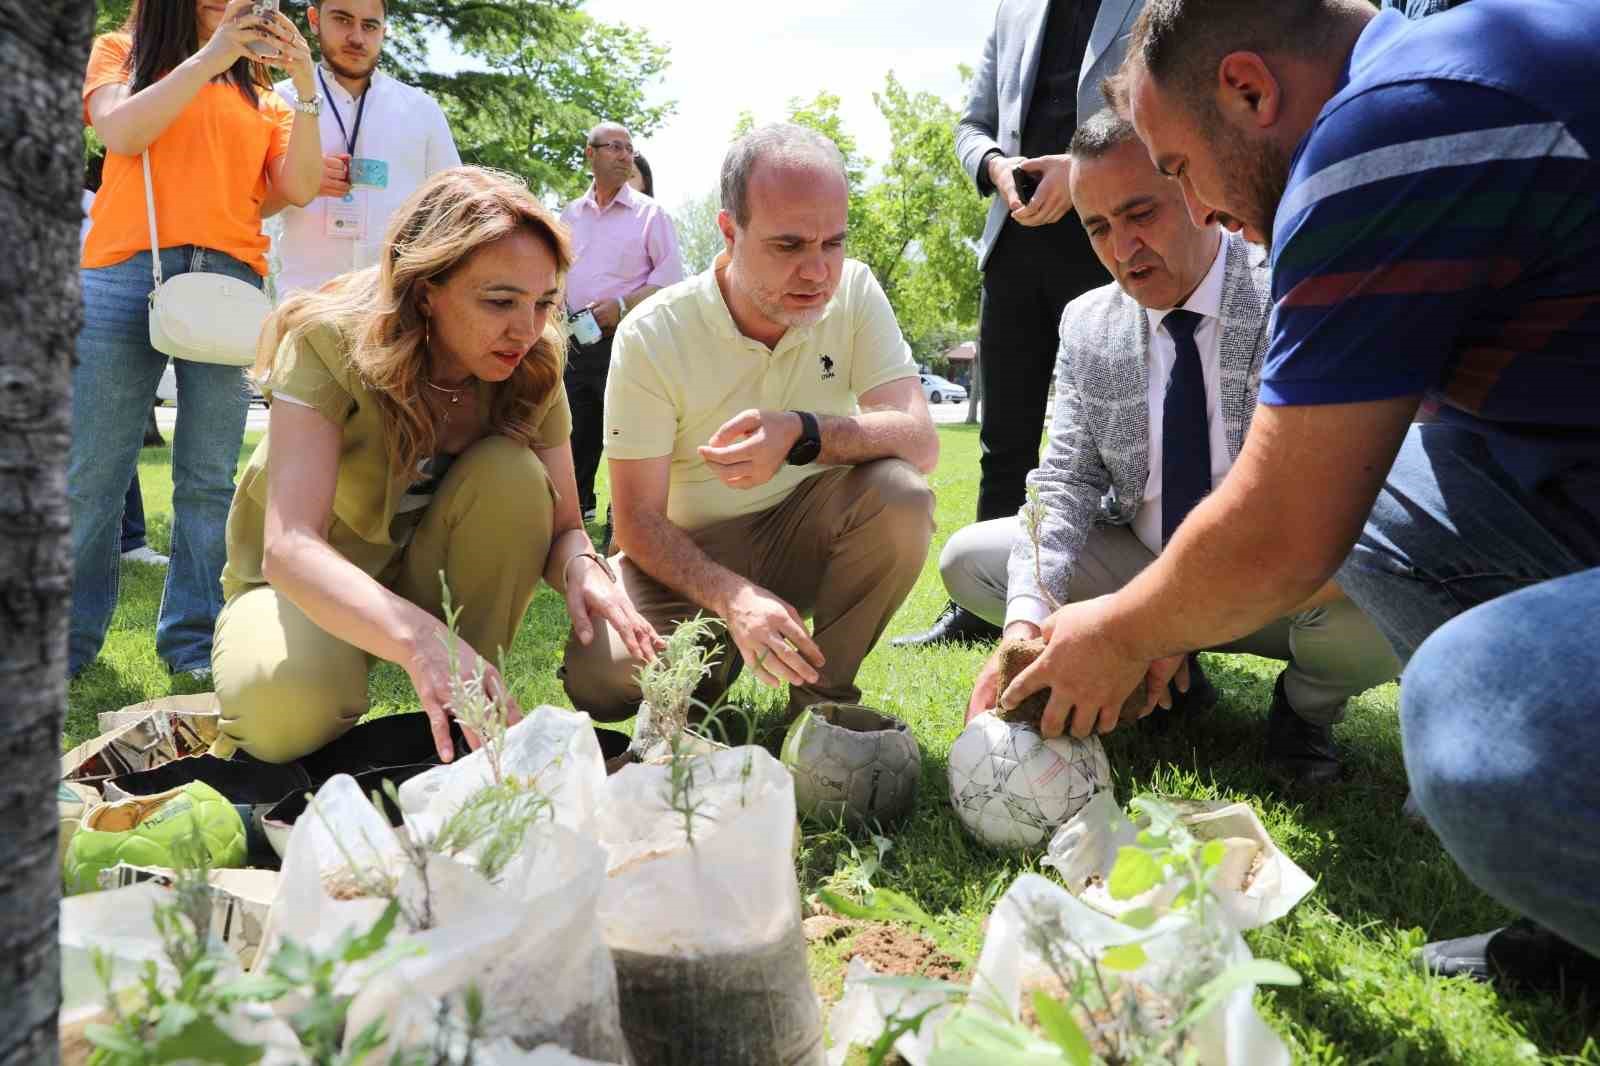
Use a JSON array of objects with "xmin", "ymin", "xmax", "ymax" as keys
[{"xmin": 272, "ymin": 0, "xmax": 460, "ymax": 296}]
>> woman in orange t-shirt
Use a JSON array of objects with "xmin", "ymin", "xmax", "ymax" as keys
[{"xmin": 70, "ymin": 0, "xmax": 322, "ymax": 680}]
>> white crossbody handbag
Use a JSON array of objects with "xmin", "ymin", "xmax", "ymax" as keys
[{"xmin": 142, "ymin": 150, "xmax": 272, "ymax": 366}]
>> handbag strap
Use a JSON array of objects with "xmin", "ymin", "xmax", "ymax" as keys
[{"xmin": 142, "ymin": 150, "xmax": 163, "ymax": 288}]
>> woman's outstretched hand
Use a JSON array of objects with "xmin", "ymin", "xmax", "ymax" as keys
[
  {"xmin": 404, "ymin": 624, "xmax": 525, "ymax": 763},
  {"xmin": 565, "ymin": 555, "xmax": 664, "ymax": 664}
]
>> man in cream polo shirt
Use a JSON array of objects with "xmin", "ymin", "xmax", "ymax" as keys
[
  {"xmin": 272, "ymin": 0, "xmax": 459, "ymax": 296},
  {"xmin": 562, "ymin": 123, "xmax": 939, "ymax": 724}
]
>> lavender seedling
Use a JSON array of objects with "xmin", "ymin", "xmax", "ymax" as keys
[{"xmin": 1022, "ymin": 483, "xmax": 1061, "ymax": 612}]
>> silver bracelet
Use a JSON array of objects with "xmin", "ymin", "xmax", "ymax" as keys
[{"xmin": 563, "ymin": 551, "xmax": 615, "ymax": 590}]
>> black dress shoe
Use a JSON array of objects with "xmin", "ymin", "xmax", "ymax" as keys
[
  {"xmin": 1139, "ymin": 653, "xmax": 1218, "ymax": 732},
  {"xmin": 889, "ymin": 601, "xmax": 1002, "ymax": 648},
  {"xmin": 1419, "ymin": 918, "xmax": 1600, "ymax": 992},
  {"xmin": 1263, "ymin": 672, "xmax": 1342, "ymax": 787}
]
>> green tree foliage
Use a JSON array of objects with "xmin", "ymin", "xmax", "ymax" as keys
[
  {"xmin": 858, "ymin": 73, "xmax": 984, "ymax": 360},
  {"xmin": 91, "ymin": 0, "xmax": 672, "ymax": 201},
  {"xmin": 672, "ymin": 188, "xmax": 724, "ymax": 275},
  {"xmin": 734, "ymin": 75, "xmax": 982, "ymax": 360}
]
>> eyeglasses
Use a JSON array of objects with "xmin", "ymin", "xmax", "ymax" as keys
[{"xmin": 589, "ymin": 140, "xmax": 636, "ymax": 156}]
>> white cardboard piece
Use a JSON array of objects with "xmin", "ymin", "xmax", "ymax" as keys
[{"xmin": 1044, "ymin": 791, "xmax": 1316, "ymax": 931}]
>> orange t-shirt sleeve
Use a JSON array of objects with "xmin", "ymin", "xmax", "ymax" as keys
[
  {"xmin": 82, "ymin": 33, "xmax": 132, "ymax": 126},
  {"xmin": 261, "ymin": 90, "xmax": 294, "ymax": 166}
]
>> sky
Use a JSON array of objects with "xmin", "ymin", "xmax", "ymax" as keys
[{"xmin": 579, "ymin": 0, "xmax": 997, "ymax": 211}]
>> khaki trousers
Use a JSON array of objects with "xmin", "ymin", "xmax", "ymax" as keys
[
  {"xmin": 942, "ymin": 518, "xmax": 1400, "ymax": 725},
  {"xmin": 211, "ymin": 436, "xmax": 556, "ymax": 764},
  {"xmin": 562, "ymin": 459, "xmax": 935, "ymax": 722}
]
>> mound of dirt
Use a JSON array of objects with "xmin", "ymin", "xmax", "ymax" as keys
[{"xmin": 844, "ymin": 924, "xmax": 966, "ymax": 984}]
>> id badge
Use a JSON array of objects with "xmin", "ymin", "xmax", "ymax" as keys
[
  {"xmin": 324, "ymin": 191, "xmax": 367, "ymax": 240},
  {"xmin": 349, "ymin": 157, "xmax": 389, "ymax": 190}
]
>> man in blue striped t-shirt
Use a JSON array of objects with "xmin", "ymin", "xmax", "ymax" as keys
[{"xmin": 995, "ymin": 0, "xmax": 1600, "ymax": 990}]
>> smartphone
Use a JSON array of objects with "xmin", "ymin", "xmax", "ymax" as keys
[
  {"xmin": 247, "ymin": 0, "xmax": 280, "ymax": 57},
  {"xmin": 1012, "ymin": 165, "xmax": 1040, "ymax": 206},
  {"xmin": 569, "ymin": 307, "xmax": 602, "ymax": 346}
]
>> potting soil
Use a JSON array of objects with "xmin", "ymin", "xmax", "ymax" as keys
[
  {"xmin": 995, "ymin": 637, "xmax": 1149, "ymax": 725},
  {"xmin": 611, "ymin": 918, "xmax": 823, "ymax": 1066}
]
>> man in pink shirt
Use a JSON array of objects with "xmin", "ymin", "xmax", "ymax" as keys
[{"xmin": 560, "ymin": 122, "xmax": 685, "ymax": 521}]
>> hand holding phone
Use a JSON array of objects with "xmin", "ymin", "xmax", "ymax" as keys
[
  {"xmin": 569, "ymin": 308, "xmax": 602, "ymax": 346},
  {"xmin": 1012, "ymin": 164, "xmax": 1040, "ymax": 207},
  {"xmin": 246, "ymin": 0, "xmax": 280, "ymax": 56}
]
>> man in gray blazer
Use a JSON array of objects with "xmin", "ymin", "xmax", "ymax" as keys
[
  {"xmin": 898, "ymin": 0, "xmax": 1143, "ymax": 647},
  {"xmin": 941, "ymin": 111, "xmax": 1399, "ymax": 786}
]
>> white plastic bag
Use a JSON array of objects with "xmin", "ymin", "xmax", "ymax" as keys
[
  {"xmin": 343, "ymin": 823, "xmax": 628, "ymax": 1062},
  {"xmin": 261, "ymin": 772, "xmax": 627, "ymax": 1060},
  {"xmin": 258, "ymin": 773, "xmax": 403, "ymax": 963},
  {"xmin": 60, "ymin": 883, "xmax": 174, "ymax": 1014},
  {"xmin": 598, "ymin": 746, "xmax": 823, "ymax": 1065},
  {"xmin": 964, "ymin": 874, "xmax": 1290, "ymax": 1066},
  {"xmin": 1044, "ymin": 792, "xmax": 1315, "ymax": 931},
  {"xmin": 398, "ymin": 706, "xmax": 607, "ymax": 840},
  {"xmin": 59, "ymin": 883, "xmax": 303, "ymax": 1064},
  {"xmin": 824, "ymin": 957, "xmax": 957, "ymax": 1066}
]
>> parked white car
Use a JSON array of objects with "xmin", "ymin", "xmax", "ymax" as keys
[{"xmin": 919, "ymin": 373, "xmax": 967, "ymax": 405}]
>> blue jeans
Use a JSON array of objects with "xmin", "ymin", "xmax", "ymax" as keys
[
  {"xmin": 1402, "ymin": 568, "xmax": 1600, "ymax": 956},
  {"xmin": 70, "ymin": 248, "xmax": 255, "ymax": 675},
  {"xmin": 121, "ymin": 474, "xmax": 146, "ymax": 554},
  {"xmin": 1337, "ymin": 423, "xmax": 1598, "ymax": 662}
]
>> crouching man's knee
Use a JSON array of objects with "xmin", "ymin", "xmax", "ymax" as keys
[
  {"xmin": 853, "ymin": 458, "xmax": 936, "ymax": 555},
  {"xmin": 1401, "ymin": 607, "xmax": 1532, "ymax": 860},
  {"xmin": 561, "ymin": 626, "xmax": 644, "ymax": 723}
]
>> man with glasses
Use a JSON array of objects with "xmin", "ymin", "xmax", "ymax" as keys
[
  {"xmin": 561, "ymin": 122, "xmax": 685, "ymax": 522},
  {"xmin": 273, "ymin": 0, "xmax": 460, "ymax": 296}
]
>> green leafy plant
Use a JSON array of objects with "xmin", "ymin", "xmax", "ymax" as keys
[
  {"xmin": 84, "ymin": 822, "xmax": 409, "ymax": 1066},
  {"xmin": 435, "ymin": 573, "xmax": 514, "ymax": 786},
  {"xmin": 251, "ymin": 903, "xmax": 409, "ymax": 1066},
  {"xmin": 632, "ymin": 613, "xmax": 762, "ymax": 844},
  {"xmin": 832, "ymin": 797, "xmax": 1302, "ymax": 1066},
  {"xmin": 1021, "ymin": 483, "xmax": 1061, "ymax": 613}
]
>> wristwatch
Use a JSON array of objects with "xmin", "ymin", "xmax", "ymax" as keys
[
  {"xmin": 785, "ymin": 410, "xmax": 822, "ymax": 466},
  {"xmin": 293, "ymin": 91, "xmax": 323, "ymax": 117}
]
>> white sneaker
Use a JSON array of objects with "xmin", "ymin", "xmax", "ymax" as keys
[{"xmin": 121, "ymin": 545, "xmax": 170, "ymax": 566}]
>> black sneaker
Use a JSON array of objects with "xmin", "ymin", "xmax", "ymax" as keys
[
  {"xmin": 1139, "ymin": 653, "xmax": 1218, "ymax": 732},
  {"xmin": 889, "ymin": 601, "xmax": 1002, "ymax": 648},
  {"xmin": 1419, "ymin": 918, "xmax": 1600, "ymax": 993},
  {"xmin": 1263, "ymin": 672, "xmax": 1342, "ymax": 788}
]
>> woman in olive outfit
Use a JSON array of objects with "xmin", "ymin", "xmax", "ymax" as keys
[{"xmin": 214, "ymin": 166, "xmax": 662, "ymax": 764}]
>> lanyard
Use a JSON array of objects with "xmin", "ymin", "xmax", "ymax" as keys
[{"xmin": 317, "ymin": 67, "xmax": 369, "ymax": 158}]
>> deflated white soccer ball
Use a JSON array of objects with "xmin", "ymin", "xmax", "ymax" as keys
[
  {"xmin": 781, "ymin": 703, "xmax": 922, "ymax": 827},
  {"xmin": 947, "ymin": 712, "xmax": 1111, "ymax": 850}
]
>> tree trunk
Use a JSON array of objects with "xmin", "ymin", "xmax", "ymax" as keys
[{"xmin": 0, "ymin": 4, "xmax": 94, "ymax": 1065}]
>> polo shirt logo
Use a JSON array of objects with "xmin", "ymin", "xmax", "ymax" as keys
[{"xmin": 819, "ymin": 354, "xmax": 836, "ymax": 380}]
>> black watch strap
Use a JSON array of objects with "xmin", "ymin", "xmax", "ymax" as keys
[{"xmin": 785, "ymin": 410, "xmax": 822, "ymax": 466}]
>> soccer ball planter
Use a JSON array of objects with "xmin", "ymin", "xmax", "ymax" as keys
[
  {"xmin": 947, "ymin": 712, "xmax": 1111, "ymax": 850},
  {"xmin": 780, "ymin": 703, "xmax": 922, "ymax": 827}
]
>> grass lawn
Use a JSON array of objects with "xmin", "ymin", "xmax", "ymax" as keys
[{"xmin": 68, "ymin": 425, "xmax": 1598, "ymax": 1064}]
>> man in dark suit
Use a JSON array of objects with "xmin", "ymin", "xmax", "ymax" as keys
[{"xmin": 896, "ymin": 0, "xmax": 1145, "ymax": 646}]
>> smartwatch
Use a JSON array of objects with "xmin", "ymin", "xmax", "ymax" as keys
[{"xmin": 785, "ymin": 410, "xmax": 822, "ymax": 466}]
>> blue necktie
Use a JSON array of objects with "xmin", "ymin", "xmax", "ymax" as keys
[{"xmin": 1161, "ymin": 309, "xmax": 1209, "ymax": 547}]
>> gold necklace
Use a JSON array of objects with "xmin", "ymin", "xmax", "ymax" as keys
[{"xmin": 426, "ymin": 379, "xmax": 468, "ymax": 406}]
